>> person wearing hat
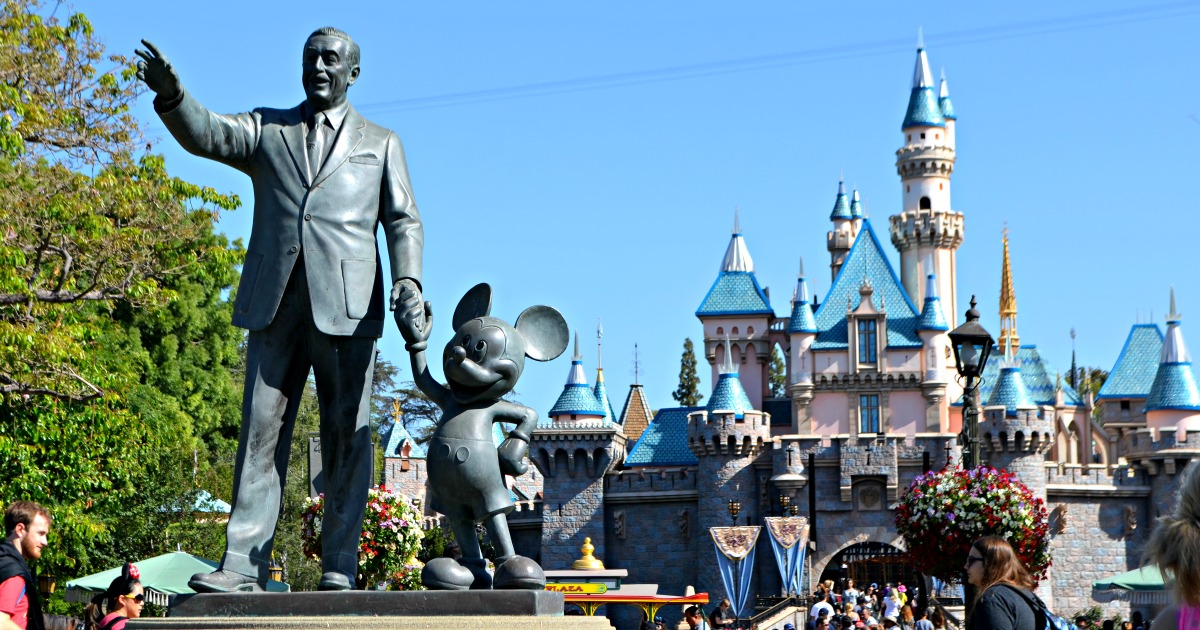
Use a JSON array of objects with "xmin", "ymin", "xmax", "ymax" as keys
[{"xmin": 785, "ymin": 624, "xmax": 796, "ymax": 630}]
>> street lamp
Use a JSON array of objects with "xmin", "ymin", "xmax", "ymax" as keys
[
  {"xmin": 947, "ymin": 296, "xmax": 995, "ymax": 470},
  {"xmin": 728, "ymin": 498, "xmax": 742, "ymax": 525}
]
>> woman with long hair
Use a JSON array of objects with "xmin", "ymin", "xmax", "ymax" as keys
[
  {"xmin": 964, "ymin": 536, "xmax": 1038, "ymax": 630},
  {"xmin": 1146, "ymin": 462, "xmax": 1200, "ymax": 630},
  {"xmin": 84, "ymin": 563, "xmax": 144, "ymax": 630},
  {"xmin": 899, "ymin": 605, "xmax": 916, "ymax": 630}
]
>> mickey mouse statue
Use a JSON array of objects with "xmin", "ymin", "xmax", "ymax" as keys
[{"xmin": 396, "ymin": 283, "xmax": 568, "ymax": 590}]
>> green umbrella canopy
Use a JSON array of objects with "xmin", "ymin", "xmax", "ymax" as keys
[
  {"xmin": 66, "ymin": 551, "xmax": 287, "ymax": 605},
  {"xmin": 1092, "ymin": 565, "xmax": 1165, "ymax": 591}
]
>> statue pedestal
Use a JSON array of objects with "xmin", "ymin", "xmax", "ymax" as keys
[{"xmin": 127, "ymin": 591, "xmax": 615, "ymax": 630}]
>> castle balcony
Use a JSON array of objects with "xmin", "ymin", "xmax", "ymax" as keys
[{"xmin": 888, "ymin": 208, "xmax": 964, "ymax": 249}]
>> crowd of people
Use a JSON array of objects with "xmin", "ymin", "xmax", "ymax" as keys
[{"xmin": 804, "ymin": 577, "xmax": 939, "ymax": 630}]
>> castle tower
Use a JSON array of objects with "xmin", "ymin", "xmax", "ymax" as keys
[
  {"xmin": 531, "ymin": 333, "xmax": 626, "ymax": 570},
  {"xmin": 687, "ymin": 337, "xmax": 771, "ymax": 605},
  {"xmin": 889, "ymin": 39, "xmax": 964, "ymax": 325},
  {"xmin": 980, "ymin": 347, "xmax": 1052, "ymax": 497},
  {"xmin": 786, "ymin": 258, "xmax": 819, "ymax": 432},
  {"xmin": 998, "ymin": 231, "xmax": 1020, "ymax": 355},
  {"xmin": 1144, "ymin": 289, "xmax": 1200, "ymax": 441},
  {"xmin": 696, "ymin": 211, "xmax": 775, "ymax": 409},
  {"xmin": 826, "ymin": 180, "xmax": 859, "ymax": 281},
  {"xmin": 915, "ymin": 273, "xmax": 950, "ymax": 431}
]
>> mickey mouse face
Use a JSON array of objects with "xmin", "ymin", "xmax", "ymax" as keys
[{"xmin": 443, "ymin": 318, "xmax": 520, "ymax": 404}]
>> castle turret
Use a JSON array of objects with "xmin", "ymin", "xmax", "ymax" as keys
[
  {"xmin": 1145, "ymin": 289, "xmax": 1200, "ymax": 440},
  {"xmin": 890, "ymin": 39, "xmax": 963, "ymax": 325},
  {"xmin": 915, "ymin": 273, "xmax": 950, "ymax": 431},
  {"xmin": 532, "ymin": 333, "xmax": 625, "ymax": 570},
  {"xmin": 687, "ymin": 337, "xmax": 771, "ymax": 607},
  {"xmin": 826, "ymin": 180, "xmax": 858, "ymax": 281},
  {"xmin": 980, "ymin": 346, "xmax": 1051, "ymax": 497},
  {"xmin": 787, "ymin": 258, "xmax": 818, "ymax": 432},
  {"xmin": 696, "ymin": 210, "xmax": 775, "ymax": 409}
]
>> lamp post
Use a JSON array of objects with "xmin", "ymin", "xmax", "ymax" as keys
[
  {"xmin": 947, "ymin": 296, "xmax": 995, "ymax": 470},
  {"xmin": 779, "ymin": 493, "xmax": 791, "ymax": 516},
  {"xmin": 728, "ymin": 498, "xmax": 742, "ymax": 525}
]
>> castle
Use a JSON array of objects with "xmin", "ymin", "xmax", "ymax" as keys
[{"xmin": 383, "ymin": 41, "xmax": 1199, "ymax": 629}]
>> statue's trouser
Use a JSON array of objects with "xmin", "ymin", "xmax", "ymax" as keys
[{"xmin": 222, "ymin": 261, "xmax": 376, "ymax": 585}]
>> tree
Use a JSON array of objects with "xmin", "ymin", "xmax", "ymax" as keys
[
  {"xmin": 769, "ymin": 344, "xmax": 787, "ymax": 398},
  {"xmin": 0, "ymin": 0, "xmax": 240, "ymax": 401},
  {"xmin": 0, "ymin": 0, "xmax": 243, "ymax": 587},
  {"xmin": 672, "ymin": 337, "xmax": 704, "ymax": 407}
]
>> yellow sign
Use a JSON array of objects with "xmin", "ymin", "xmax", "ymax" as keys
[{"xmin": 545, "ymin": 583, "xmax": 608, "ymax": 594}]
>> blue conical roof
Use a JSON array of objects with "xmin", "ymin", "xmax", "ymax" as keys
[
  {"xmin": 915, "ymin": 274, "xmax": 949, "ymax": 331},
  {"xmin": 987, "ymin": 366, "xmax": 1037, "ymax": 416},
  {"xmin": 939, "ymin": 72, "xmax": 956, "ymax": 120},
  {"xmin": 707, "ymin": 373, "xmax": 754, "ymax": 419},
  {"xmin": 849, "ymin": 188, "xmax": 864, "ymax": 219},
  {"xmin": 593, "ymin": 370, "xmax": 617, "ymax": 424},
  {"xmin": 1146, "ymin": 292, "xmax": 1200, "ymax": 411},
  {"xmin": 830, "ymin": 180, "xmax": 852, "ymax": 220},
  {"xmin": 549, "ymin": 336, "xmax": 606, "ymax": 417},
  {"xmin": 902, "ymin": 48, "xmax": 946, "ymax": 129},
  {"xmin": 696, "ymin": 218, "xmax": 773, "ymax": 317},
  {"xmin": 788, "ymin": 265, "xmax": 818, "ymax": 334}
]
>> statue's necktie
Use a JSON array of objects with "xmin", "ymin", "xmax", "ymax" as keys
[{"xmin": 306, "ymin": 112, "xmax": 326, "ymax": 181}]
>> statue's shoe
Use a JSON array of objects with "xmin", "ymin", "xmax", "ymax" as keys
[
  {"xmin": 317, "ymin": 572, "xmax": 353, "ymax": 591},
  {"xmin": 493, "ymin": 556, "xmax": 545, "ymax": 590},
  {"xmin": 421, "ymin": 558, "xmax": 474, "ymax": 591},
  {"xmin": 188, "ymin": 570, "xmax": 263, "ymax": 593}
]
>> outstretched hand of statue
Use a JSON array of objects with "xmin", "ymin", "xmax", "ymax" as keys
[{"xmin": 134, "ymin": 40, "xmax": 182, "ymax": 102}]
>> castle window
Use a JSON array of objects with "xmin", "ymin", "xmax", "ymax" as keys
[
  {"xmin": 920, "ymin": 133, "xmax": 926, "ymax": 139},
  {"xmin": 717, "ymin": 327, "xmax": 724, "ymax": 335},
  {"xmin": 906, "ymin": 185, "xmax": 910, "ymax": 193},
  {"xmin": 939, "ymin": 183, "xmax": 943, "ymax": 190},
  {"xmin": 860, "ymin": 394, "xmax": 881, "ymax": 433},
  {"xmin": 919, "ymin": 197, "xmax": 932, "ymax": 210},
  {"xmin": 907, "ymin": 134, "xmax": 911, "ymax": 142},
  {"xmin": 857, "ymin": 319, "xmax": 877, "ymax": 364},
  {"xmin": 935, "ymin": 133, "xmax": 940, "ymax": 140}
]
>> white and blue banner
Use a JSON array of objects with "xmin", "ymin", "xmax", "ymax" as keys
[
  {"xmin": 710, "ymin": 525, "xmax": 761, "ymax": 618},
  {"xmin": 763, "ymin": 516, "xmax": 809, "ymax": 596}
]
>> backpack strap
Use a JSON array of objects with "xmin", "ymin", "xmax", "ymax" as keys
[{"xmin": 98, "ymin": 615, "xmax": 127, "ymax": 630}]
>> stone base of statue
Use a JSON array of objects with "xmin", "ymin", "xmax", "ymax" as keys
[{"xmin": 125, "ymin": 591, "xmax": 614, "ymax": 629}]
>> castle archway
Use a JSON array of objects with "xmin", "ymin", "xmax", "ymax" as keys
[{"xmin": 817, "ymin": 542, "xmax": 922, "ymax": 606}]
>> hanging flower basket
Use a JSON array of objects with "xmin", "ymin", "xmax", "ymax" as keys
[
  {"xmin": 894, "ymin": 466, "xmax": 1051, "ymax": 584},
  {"xmin": 302, "ymin": 484, "xmax": 426, "ymax": 590}
]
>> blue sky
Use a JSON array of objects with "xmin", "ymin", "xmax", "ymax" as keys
[{"xmin": 81, "ymin": 1, "xmax": 1200, "ymax": 418}]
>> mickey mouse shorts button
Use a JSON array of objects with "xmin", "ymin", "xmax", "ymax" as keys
[{"xmin": 454, "ymin": 447, "xmax": 470, "ymax": 463}]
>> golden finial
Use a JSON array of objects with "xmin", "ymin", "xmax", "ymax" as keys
[
  {"xmin": 998, "ymin": 227, "xmax": 1019, "ymax": 355},
  {"xmin": 572, "ymin": 537, "xmax": 606, "ymax": 570}
]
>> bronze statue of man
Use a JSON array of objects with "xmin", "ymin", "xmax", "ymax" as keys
[{"xmin": 136, "ymin": 28, "xmax": 424, "ymax": 592}]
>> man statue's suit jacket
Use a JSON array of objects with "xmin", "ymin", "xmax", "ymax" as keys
[{"xmin": 158, "ymin": 91, "xmax": 423, "ymax": 338}]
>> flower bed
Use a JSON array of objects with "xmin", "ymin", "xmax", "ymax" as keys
[
  {"xmin": 302, "ymin": 485, "xmax": 425, "ymax": 590},
  {"xmin": 894, "ymin": 466, "xmax": 1050, "ymax": 584}
]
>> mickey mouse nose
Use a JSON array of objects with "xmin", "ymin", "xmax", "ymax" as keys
[{"xmin": 451, "ymin": 346, "xmax": 466, "ymax": 362}]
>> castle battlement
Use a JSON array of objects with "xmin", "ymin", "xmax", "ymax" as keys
[
  {"xmin": 687, "ymin": 409, "xmax": 771, "ymax": 457},
  {"xmin": 888, "ymin": 208, "xmax": 965, "ymax": 249},
  {"xmin": 1119, "ymin": 426, "xmax": 1200, "ymax": 456},
  {"xmin": 1043, "ymin": 462, "xmax": 1150, "ymax": 488},
  {"xmin": 606, "ymin": 467, "xmax": 699, "ymax": 494}
]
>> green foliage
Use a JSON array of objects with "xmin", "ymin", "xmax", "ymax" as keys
[
  {"xmin": 0, "ymin": 0, "xmax": 244, "ymax": 586},
  {"xmin": 1070, "ymin": 605, "xmax": 1124, "ymax": 630},
  {"xmin": 672, "ymin": 337, "xmax": 704, "ymax": 407},
  {"xmin": 769, "ymin": 344, "xmax": 787, "ymax": 398}
]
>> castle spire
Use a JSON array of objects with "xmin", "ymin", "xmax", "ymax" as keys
[
  {"xmin": 938, "ymin": 68, "xmax": 956, "ymax": 120},
  {"xmin": 915, "ymin": 273, "xmax": 949, "ymax": 331},
  {"xmin": 849, "ymin": 188, "xmax": 864, "ymax": 220},
  {"xmin": 708, "ymin": 334, "xmax": 754, "ymax": 418},
  {"xmin": 549, "ymin": 331, "xmax": 607, "ymax": 419},
  {"xmin": 830, "ymin": 179, "xmax": 852, "ymax": 221},
  {"xmin": 998, "ymin": 229, "xmax": 1020, "ymax": 356},
  {"xmin": 593, "ymin": 321, "xmax": 616, "ymax": 424},
  {"xmin": 721, "ymin": 208, "xmax": 755, "ymax": 272},
  {"xmin": 902, "ymin": 35, "xmax": 945, "ymax": 129},
  {"xmin": 788, "ymin": 257, "xmax": 818, "ymax": 334},
  {"xmin": 1145, "ymin": 289, "xmax": 1200, "ymax": 414}
]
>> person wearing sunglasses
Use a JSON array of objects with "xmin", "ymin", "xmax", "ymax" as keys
[
  {"xmin": 963, "ymin": 537, "xmax": 1037, "ymax": 630},
  {"xmin": 85, "ymin": 563, "xmax": 144, "ymax": 630}
]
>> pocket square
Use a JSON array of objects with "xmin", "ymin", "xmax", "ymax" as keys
[{"xmin": 349, "ymin": 153, "xmax": 380, "ymax": 165}]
